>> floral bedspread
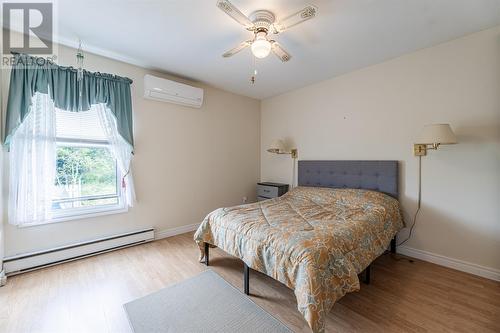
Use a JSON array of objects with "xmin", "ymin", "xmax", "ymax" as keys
[{"xmin": 194, "ymin": 186, "xmax": 403, "ymax": 333}]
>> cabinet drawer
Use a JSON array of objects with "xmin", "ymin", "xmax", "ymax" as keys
[
  {"xmin": 257, "ymin": 196, "xmax": 269, "ymax": 202},
  {"xmin": 257, "ymin": 185, "xmax": 279, "ymax": 198}
]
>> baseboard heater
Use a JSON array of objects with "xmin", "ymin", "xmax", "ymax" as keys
[{"xmin": 3, "ymin": 228, "xmax": 154, "ymax": 276}]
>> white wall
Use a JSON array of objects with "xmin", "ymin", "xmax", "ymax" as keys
[
  {"xmin": 1, "ymin": 41, "xmax": 261, "ymax": 256},
  {"xmin": 261, "ymin": 26, "xmax": 500, "ymax": 274}
]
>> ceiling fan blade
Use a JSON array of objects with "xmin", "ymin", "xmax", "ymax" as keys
[
  {"xmin": 217, "ymin": 0, "xmax": 255, "ymax": 30},
  {"xmin": 222, "ymin": 40, "xmax": 252, "ymax": 58},
  {"xmin": 270, "ymin": 41, "xmax": 292, "ymax": 62},
  {"xmin": 272, "ymin": 5, "xmax": 318, "ymax": 33}
]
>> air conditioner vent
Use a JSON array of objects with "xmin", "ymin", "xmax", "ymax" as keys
[{"xmin": 144, "ymin": 74, "xmax": 204, "ymax": 108}]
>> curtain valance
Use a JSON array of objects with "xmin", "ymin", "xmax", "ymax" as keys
[{"xmin": 4, "ymin": 53, "xmax": 134, "ymax": 148}]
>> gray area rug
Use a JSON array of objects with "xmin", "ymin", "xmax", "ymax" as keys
[{"xmin": 124, "ymin": 269, "xmax": 293, "ymax": 333}]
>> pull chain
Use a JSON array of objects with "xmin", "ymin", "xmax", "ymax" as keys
[{"xmin": 250, "ymin": 56, "xmax": 257, "ymax": 84}]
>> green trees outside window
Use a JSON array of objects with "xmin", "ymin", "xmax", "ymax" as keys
[{"xmin": 53, "ymin": 146, "xmax": 118, "ymax": 210}]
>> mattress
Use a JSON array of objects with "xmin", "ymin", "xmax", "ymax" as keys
[{"xmin": 194, "ymin": 186, "xmax": 403, "ymax": 333}]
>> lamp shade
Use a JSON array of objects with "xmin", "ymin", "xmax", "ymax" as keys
[
  {"xmin": 267, "ymin": 139, "xmax": 286, "ymax": 153},
  {"xmin": 417, "ymin": 124, "xmax": 457, "ymax": 145}
]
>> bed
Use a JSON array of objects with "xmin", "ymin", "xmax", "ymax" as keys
[{"xmin": 194, "ymin": 160, "xmax": 403, "ymax": 333}]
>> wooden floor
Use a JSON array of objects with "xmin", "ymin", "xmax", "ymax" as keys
[{"xmin": 1, "ymin": 232, "xmax": 499, "ymax": 333}]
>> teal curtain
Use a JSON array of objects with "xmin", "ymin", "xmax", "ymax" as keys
[{"xmin": 4, "ymin": 53, "xmax": 134, "ymax": 148}]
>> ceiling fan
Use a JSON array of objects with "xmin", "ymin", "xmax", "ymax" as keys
[{"xmin": 217, "ymin": 0, "xmax": 318, "ymax": 62}]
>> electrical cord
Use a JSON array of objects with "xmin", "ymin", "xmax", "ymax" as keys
[{"xmin": 397, "ymin": 155, "xmax": 422, "ymax": 247}]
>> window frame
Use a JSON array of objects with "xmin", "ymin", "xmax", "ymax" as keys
[{"xmin": 49, "ymin": 137, "xmax": 127, "ymax": 224}]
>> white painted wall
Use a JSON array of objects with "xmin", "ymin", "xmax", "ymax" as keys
[
  {"xmin": 1, "ymin": 41, "xmax": 261, "ymax": 256},
  {"xmin": 261, "ymin": 27, "xmax": 500, "ymax": 274}
]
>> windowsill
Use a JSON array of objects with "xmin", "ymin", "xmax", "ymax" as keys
[{"xmin": 17, "ymin": 205, "xmax": 129, "ymax": 228}]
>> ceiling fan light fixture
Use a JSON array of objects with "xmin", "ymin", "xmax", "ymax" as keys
[
  {"xmin": 218, "ymin": 1, "xmax": 318, "ymax": 64},
  {"xmin": 251, "ymin": 35, "xmax": 271, "ymax": 58}
]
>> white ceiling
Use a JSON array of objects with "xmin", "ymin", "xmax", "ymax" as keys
[{"xmin": 54, "ymin": 0, "xmax": 500, "ymax": 99}]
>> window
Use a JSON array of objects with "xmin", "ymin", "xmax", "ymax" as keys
[
  {"xmin": 51, "ymin": 109, "xmax": 125, "ymax": 221},
  {"xmin": 6, "ymin": 56, "xmax": 135, "ymax": 227}
]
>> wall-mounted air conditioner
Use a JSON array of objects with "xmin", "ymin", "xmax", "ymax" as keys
[{"xmin": 144, "ymin": 74, "xmax": 204, "ymax": 108}]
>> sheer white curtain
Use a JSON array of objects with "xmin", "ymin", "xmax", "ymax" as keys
[
  {"xmin": 8, "ymin": 97, "xmax": 134, "ymax": 226},
  {"xmin": 9, "ymin": 92, "xmax": 57, "ymax": 226},
  {"xmin": 95, "ymin": 103, "xmax": 135, "ymax": 206}
]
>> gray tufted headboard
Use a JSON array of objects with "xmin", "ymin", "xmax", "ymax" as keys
[{"xmin": 298, "ymin": 160, "xmax": 399, "ymax": 198}]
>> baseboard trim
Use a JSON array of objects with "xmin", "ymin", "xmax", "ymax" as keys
[
  {"xmin": 155, "ymin": 223, "xmax": 200, "ymax": 240},
  {"xmin": 397, "ymin": 245, "xmax": 500, "ymax": 282}
]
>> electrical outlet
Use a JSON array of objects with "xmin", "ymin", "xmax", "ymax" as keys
[
  {"xmin": 0, "ymin": 270, "xmax": 6, "ymax": 287},
  {"xmin": 242, "ymin": 196, "xmax": 248, "ymax": 204}
]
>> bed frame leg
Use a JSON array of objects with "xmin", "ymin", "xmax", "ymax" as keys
[
  {"xmin": 204, "ymin": 242, "xmax": 209, "ymax": 266},
  {"xmin": 390, "ymin": 237, "xmax": 397, "ymax": 254},
  {"xmin": 243, "ymin": 263, "xmax": 250, "ymax": 295},
  {"xmin": 363, "ymin": 264, "xmax": 371, "ymax": 284}
]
